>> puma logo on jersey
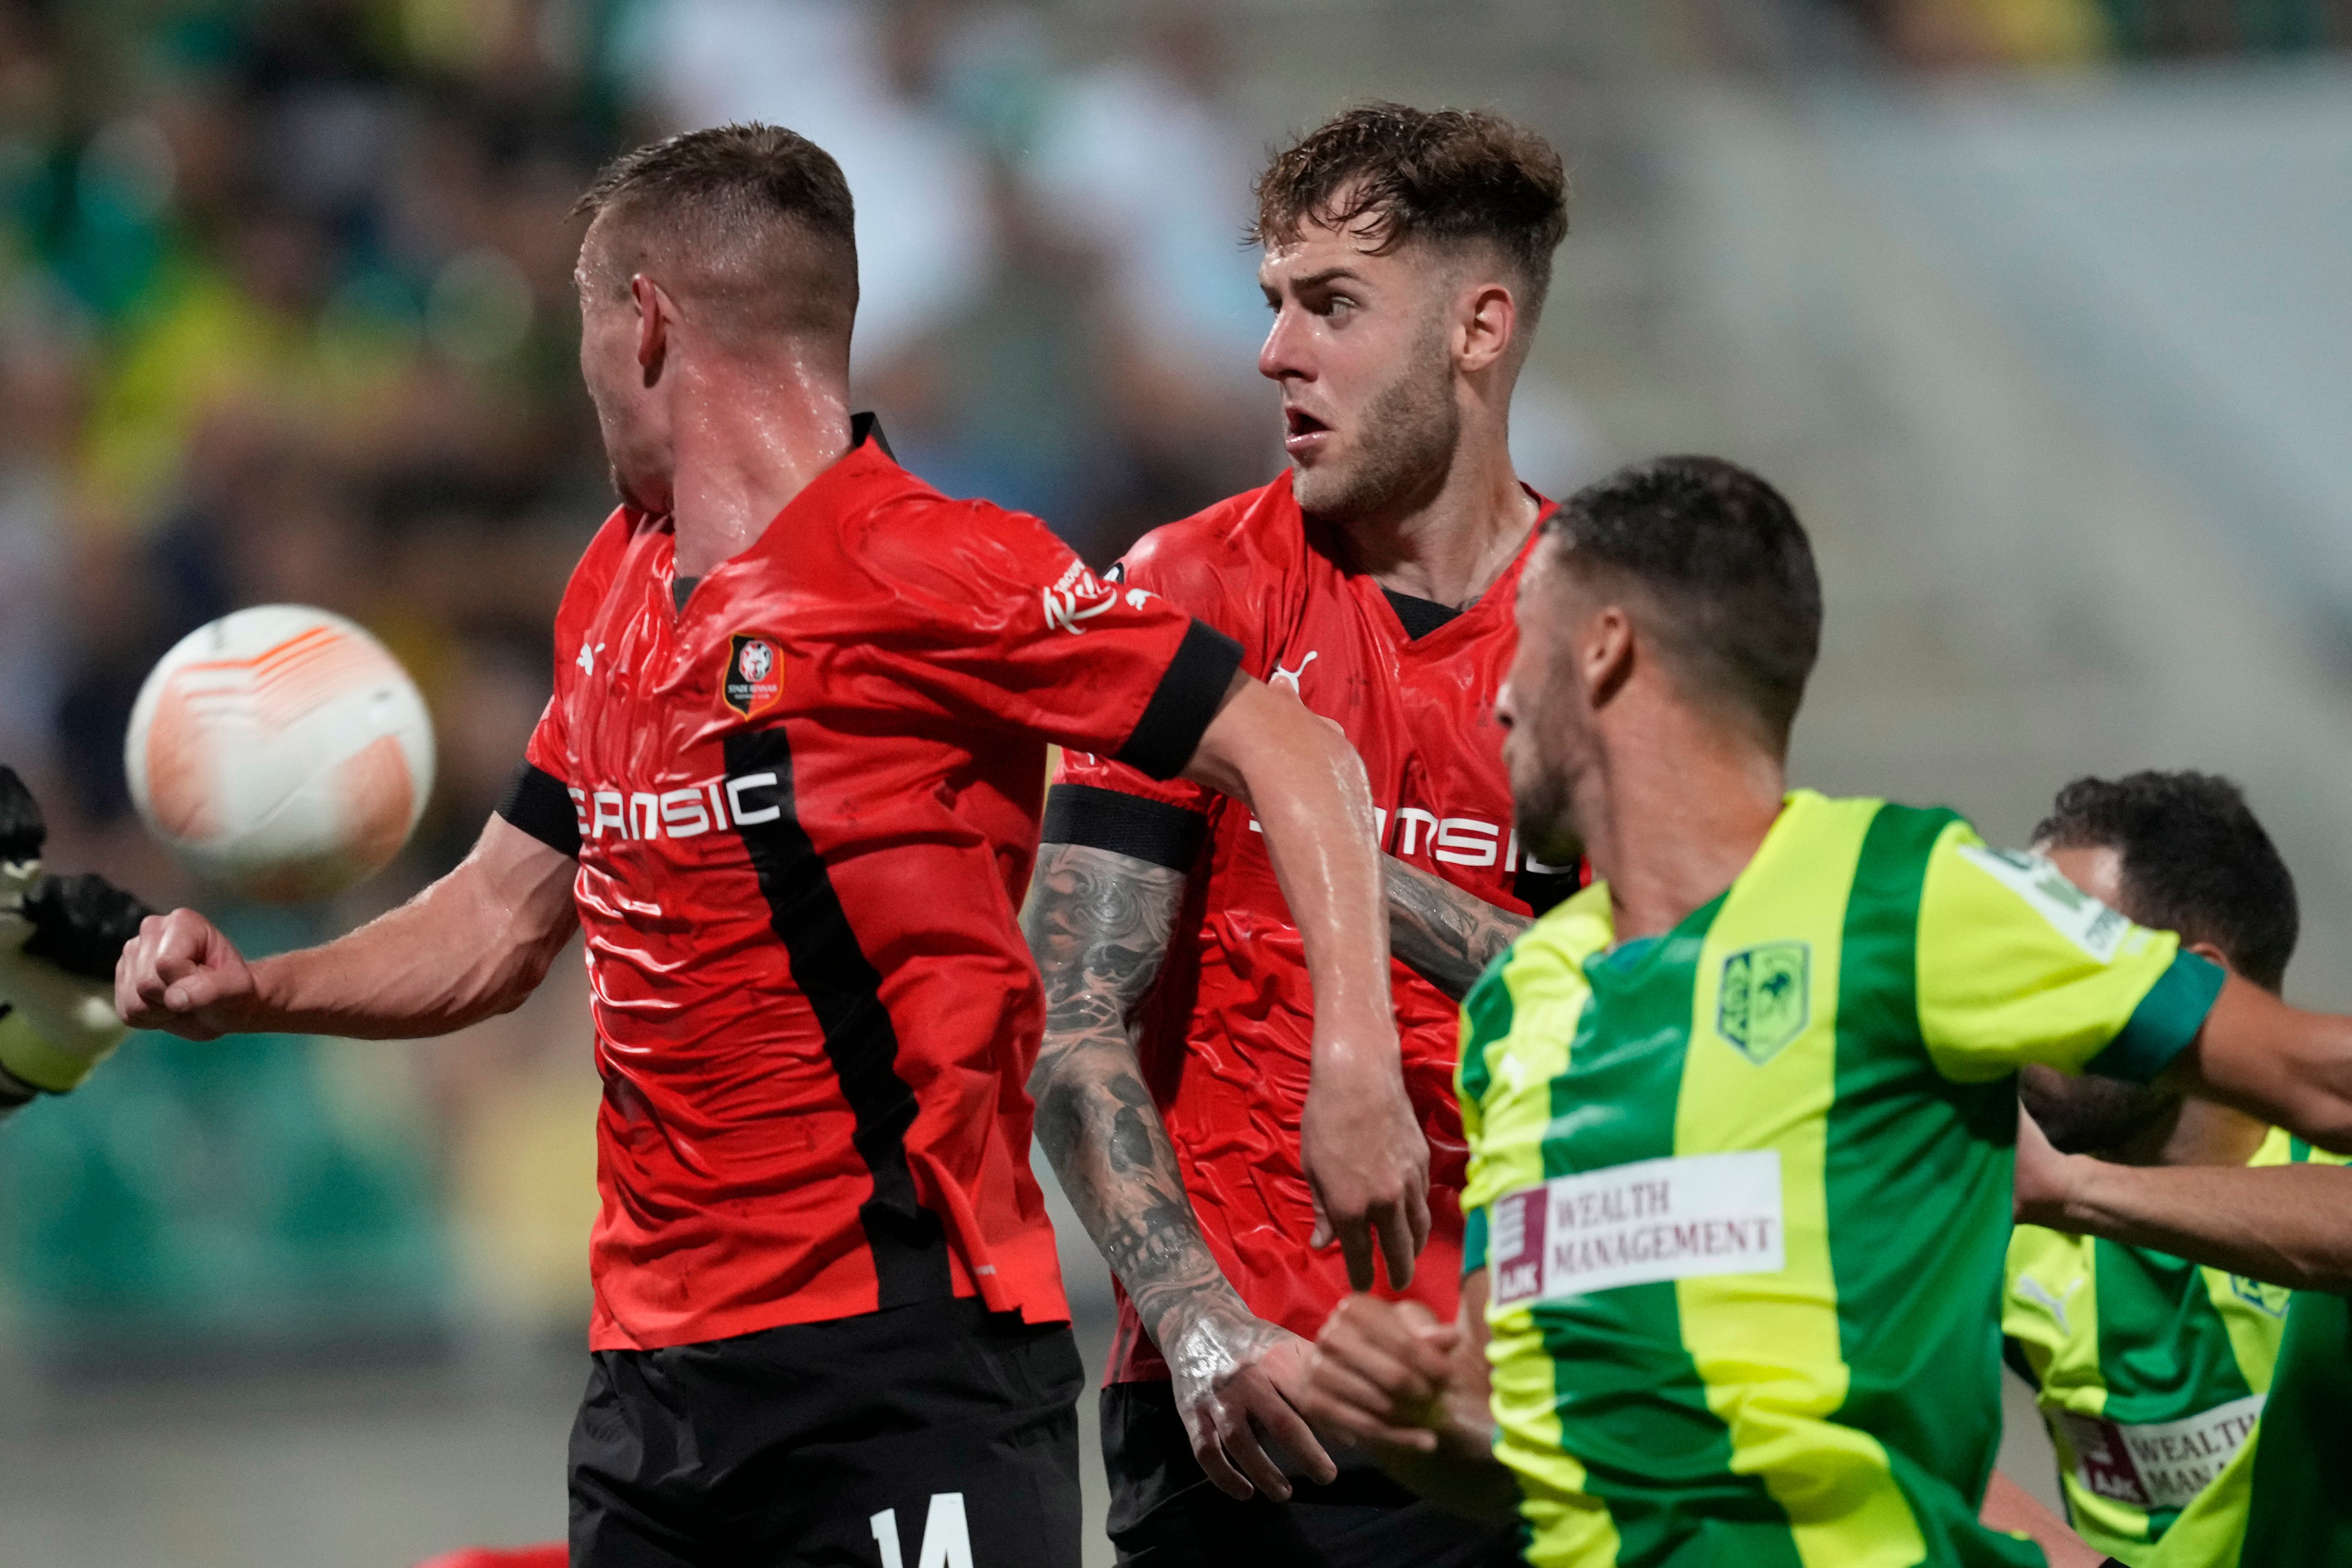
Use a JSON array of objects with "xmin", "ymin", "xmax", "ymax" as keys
[
  {"xmin": 577, "ymin": 641, "xmax": 605, "ymax": 677},
  {"xmin": 1270, "ymin": 650, "xmax": 1319, "ymax": 694},
  {"xmin": 2014, "ymin": 1273, "xmax": 2080, "ymax": 1337}
]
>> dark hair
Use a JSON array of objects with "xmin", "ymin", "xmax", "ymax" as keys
[
  {"xmin": 2034, "ymin": 771, "xmax": 2298, "ymax": 992},
  {"xmin": 573, "ymin": 122, "xmax": 857, "ymax": 336},
  {"xmin": 1252, "ymin": 104, "xmax": 1569, "ymax": 325},
  {"xmin": 1545, "ymin": 456, "xmax": 1821, "ymax": 750}
]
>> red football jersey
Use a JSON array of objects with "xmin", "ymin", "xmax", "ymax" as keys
[
  {"xmin": 1051, "ymin": 472, "xmax": 1567, "ymax": 1384},
  {"xmin": 504, "ymin": 421, "xmax": 1241, "ymax": 1351}
]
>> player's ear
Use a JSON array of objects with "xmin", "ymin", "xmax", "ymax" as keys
[
  {"xmin": 1457, "ymin": 281, "xmax": 1516, "ymax": 375},
  {"xmin": 630, "ymin": 274, "xmax": 669, "ymax": 381},
  {"xmin": 1578, "ymin": 604, "xmax": 1636, "ymax": 710},
  {"xmin": 2183, "ymin": 938, "xmax": 2236, "ymax": 978}
]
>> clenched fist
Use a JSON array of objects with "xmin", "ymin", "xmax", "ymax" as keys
[{"xmin": 116, "ymin": 907, "xmax": 263, "ymax": 1041}]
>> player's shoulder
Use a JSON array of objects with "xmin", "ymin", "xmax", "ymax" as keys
[
  {"xmin": 558, "ymin": 505, "xmax": 653, "ymax": 603},
  {"xmin": 1112, "ymin": 475, "xmax": 1305, "ymax": 608},
  {"xmin": 1476, "ymin": 884, "xmax": 1611, "ymax": 1022},
  {"xmin": 835, "ymin": 459, "xmax": 1067, "ymax": 594}
]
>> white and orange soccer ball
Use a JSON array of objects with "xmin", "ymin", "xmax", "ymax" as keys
[{"xmin": 124, "ymin": 606, "xmax": 436, "ymax": 902}]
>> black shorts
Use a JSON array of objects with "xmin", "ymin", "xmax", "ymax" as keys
[
  {"xmin": 569, "ymin": 1297, "xmax": 1083, "ymax": 1567},
  {"xmin": 1101, "ymin": 1380, "xmax": 1525, "ymax": 1568}
]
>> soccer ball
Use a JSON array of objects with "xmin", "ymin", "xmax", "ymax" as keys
[{"xmin": 124, "ymin": 605, "xmax": 437, "ymax": 902}]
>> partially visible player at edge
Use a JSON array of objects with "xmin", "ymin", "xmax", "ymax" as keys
[
  {"xmin": 1300, "ymin": 457, "xmax": 2352, "ymax": 1565},
  {"xmin": 116, "ymin": 124, "xmax": 1415, "ymax": 1567},
  {"xmin": 2001, "ymin": 772, "xmax": 2339, "ymax": 1566},
  {"xmin": 1030, "ymin": 105, "xmax": 1567, "ymax": 1564}
]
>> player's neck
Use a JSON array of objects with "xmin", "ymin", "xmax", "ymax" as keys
[
  {"xmin": 1579, "ymin": 710, "xmax": 1786, "ymax": 944},
  {"xmin": 2113, "ymin": 1094, "xmax": 2271, "ymax": 1169},
  {"xmin": 666, "ymin": 375, "xmax": 853, "ymax": 578},
  {"xmin": 1331, "ymin": 430, "xmax": 1537, "ymax": 609}
]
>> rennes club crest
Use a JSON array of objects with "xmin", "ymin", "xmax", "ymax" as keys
[{"xmin": 723, "ymin": 632, "xmax": 784, "ymax": 719}]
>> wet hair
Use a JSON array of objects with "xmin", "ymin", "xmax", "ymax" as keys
[
  {"xmin": 573, "ymin": 122, "xmax": 857, "ymax": 342},
  {"xmin": 2034, "ymin": 771, "xmax": 2298, "ymax": 992},
  {"xmin": 1545, "ymin": 456, "xmax": 1821, "ymax": 751},
  {"xmin": 1252, "ymin": 103, "xmax": 1569, "ymax": 325}
]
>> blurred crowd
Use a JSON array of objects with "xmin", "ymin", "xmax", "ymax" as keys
[
  {"xmin": 0, "ymin": 0, "xmax": 1283, "ymax": 1350},
  {"xmin": 0, "ymin": 0, "xmax": 1282, "ymax": 891},
  {"xmin": 1837, "ymin": 0, "xmax": 2352, "ymax": 66}
]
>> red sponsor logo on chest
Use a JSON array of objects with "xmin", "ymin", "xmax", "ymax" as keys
[{"xmin": 723, "ymin": 632, "xmax": 784, "ymax": 719}]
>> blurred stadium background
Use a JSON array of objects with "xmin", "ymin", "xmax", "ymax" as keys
[{"xmin": 3, "ymin": 0, "xmax": 2351, "ymax": 1562}]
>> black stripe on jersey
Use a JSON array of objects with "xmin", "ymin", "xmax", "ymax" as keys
[
  {"xmin": 722, "ymin": 728, "xmax": 953, "ymax": 1310},
  {"xmin": 1114, "ymin": 619, "xmax": 1244, "ymax": 782},
  {"xmin": 496, "ymin": 762, "xmax": 582, "ymax": 858},
  {"xmin": 1041, "ymin": 784, "xmax": 1206, "ymax": 873},
  {"xmin": 1514, "ymin": 863, "xmax": 1583, "ymax": 918}
]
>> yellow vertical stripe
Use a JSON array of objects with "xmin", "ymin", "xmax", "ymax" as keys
[
  {"xmin": 1467, "ymin": 885, "xmax": 1621, "ymax": 1567},
  {"xmin": 1675, "ymin": 795, "xmax": 1928, "ymax": 1566}
]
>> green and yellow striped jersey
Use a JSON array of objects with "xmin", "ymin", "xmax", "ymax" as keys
[
  {"xmin": 2147, "ymin": 1287, "xmax": 2352, "ymax": 1568},
  {"xmin": 2003, "ymin": 1130, "xmax": 2339, "ymax": 1564},
  {"xmin": 1457, "ymin": 791, "xmax": 2225, "ymax": 1568}
]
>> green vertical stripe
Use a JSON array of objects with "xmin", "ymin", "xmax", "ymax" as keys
[
  {"xmin": 1461, "ymin": 965, "xmax": 1514, "ymax": 1110},
  {"xmin": 2092, "ymin": 1240, "xmax": 2257, "ymax": 1424},
  {"xmin": 1534, "ymin": 898, "xmax": 1801, "ymax": 1564},
  {"xmin": 2242, "ymin": 1290, "xmax": 2352, "ymax": 1561},
  {"xmin": 1825, "ymin": 806, "xmax": 2034, "ymax": 1562}
]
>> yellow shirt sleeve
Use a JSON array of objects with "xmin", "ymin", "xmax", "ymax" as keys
[{"xmin": 1914, "ymin": 820, "xmax": 2224, "ymax": 1084}]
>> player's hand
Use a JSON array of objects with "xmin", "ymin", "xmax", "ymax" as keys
[
  {"xmin": 1301, "ymin": 1028, "xmax": 1431, "ymax": 1291},
  {"xmin": 2012, "ymin": 1100, "xmax": 2086, "ymax": 1229},
  {"xmin": 1162, "ymin": 1297, "xmax": 1338, "ymax": 1502},
  {"xmin": 116, "ymin": 908, "xmax": 259, "ymax": 1041},
  {"xmin": 1302, "ymin": 1294, "xmax": 1457, "ymax": 1458}
]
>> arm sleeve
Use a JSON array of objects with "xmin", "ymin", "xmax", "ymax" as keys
[
  {"xmin": 842, "ymin": 500, "xmax": 1241, "ymax": 780},
  {"xmin": 1914, "ymin": 821, "xmax": 2225, "ymax": 1085},
  {"xmin": 1042, "ymin": 517, "xmax": 1266, "ymax": 829},
  {"xmin": 494, "ymin": 698, "xmax": 584, "ymax": 857}
]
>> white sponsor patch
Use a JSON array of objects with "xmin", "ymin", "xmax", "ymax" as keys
[
  {"xmin": 1489, "ymin": 1150, "xmax": 1785, "ymax": 1306},
  {"xmin": 1957, "ymin": 843, "xmax": 2132, "ymax": 962},
  {"xmin": 2061, "ymin": 1393, "xmax": 2265, "ymax": 1511}
]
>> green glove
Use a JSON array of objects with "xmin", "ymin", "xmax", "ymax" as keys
[{"xmin": 0, "ymin": 767, "xmax": 153, "ymax": 1104}]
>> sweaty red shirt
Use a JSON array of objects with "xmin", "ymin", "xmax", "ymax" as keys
[
  {"xmin": 501, "ymin": 420, "xmax": 1241, "ymax": 1351},
  {"xmin": 1050, "ymin": 472, "xmax": 1569, "ymax": 1385}
]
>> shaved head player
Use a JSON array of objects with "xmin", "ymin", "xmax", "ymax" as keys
[
  {"xmin": 1029, "ymin": 105, "xmax": 1572, "ymax": 1566},
  {"xmin": 117, "ymin": 124, "xmax": 1408, "ymax": 1567}
]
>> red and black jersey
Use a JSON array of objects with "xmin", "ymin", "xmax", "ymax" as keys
[
  {"xmin": 1050, "ymin": 471, "xmax": 1572, "ymax": 1385},
  {"xmin": 497, "ymin": 418, "xmax": 1241, "ymax": 1352}
]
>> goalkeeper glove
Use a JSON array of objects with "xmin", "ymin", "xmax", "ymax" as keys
[{"xmin": 0, "ymin": 767, "xmax": 154, "ymax": 1116}]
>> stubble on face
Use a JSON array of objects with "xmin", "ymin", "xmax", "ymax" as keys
[
  {"xmin": 1503, "ymin": 548, "xmax": 1588, "ymax": 868},
  {"xmin": 1292, "ymin": 311, "xmax": 1460, "ymax": 526}
]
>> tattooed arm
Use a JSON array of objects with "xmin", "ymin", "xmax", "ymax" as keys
[
  {"xmin": 1025, "ymin": 841, "xmax": 1338, "ymax": 1502},
  {"xmin": 1386, "ymin": 855, "xmax": 1533, "ymax": 1001}
]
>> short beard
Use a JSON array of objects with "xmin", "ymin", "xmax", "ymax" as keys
[
  {"xmin": 1293, "ymin": 325, "xmax": 1459, "ymax": 526},
  {"xmin": 1512, "ymin": 767, "xmax": 1583, "ymax": 871},
  {"xmin": 610, "ymin": 463, "xmax": 659, "ymax": 514},
  {"xmin": 2020, "ymin": 1064, "xmax": 2180, "ymax": 1158}
]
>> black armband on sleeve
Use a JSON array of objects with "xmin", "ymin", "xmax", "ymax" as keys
[
  {"xmin": 1042, "ymin": 784, "xmax": 1207, "ymax": 874},
  {"xmin": 1114, "ymin": 619, "xmax": 1244, "ymax": 782},
  {"xmin": 495, "ymin": 762, "xmax": 581, "ymax": 858}
]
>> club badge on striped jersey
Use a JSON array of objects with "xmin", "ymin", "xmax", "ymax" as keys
[
  {"xmin": 722, "ymin": 633, "xmax": 784, "ymax": 720},
  {"xmin": 1717, "ymin": 941, "xmax": 1810, "ymax": 1065}
]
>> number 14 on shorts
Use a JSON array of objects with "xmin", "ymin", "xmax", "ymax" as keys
[{"xmin": 870, "ymin": 1492, "xmax": 973, "ymax": 1568}]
